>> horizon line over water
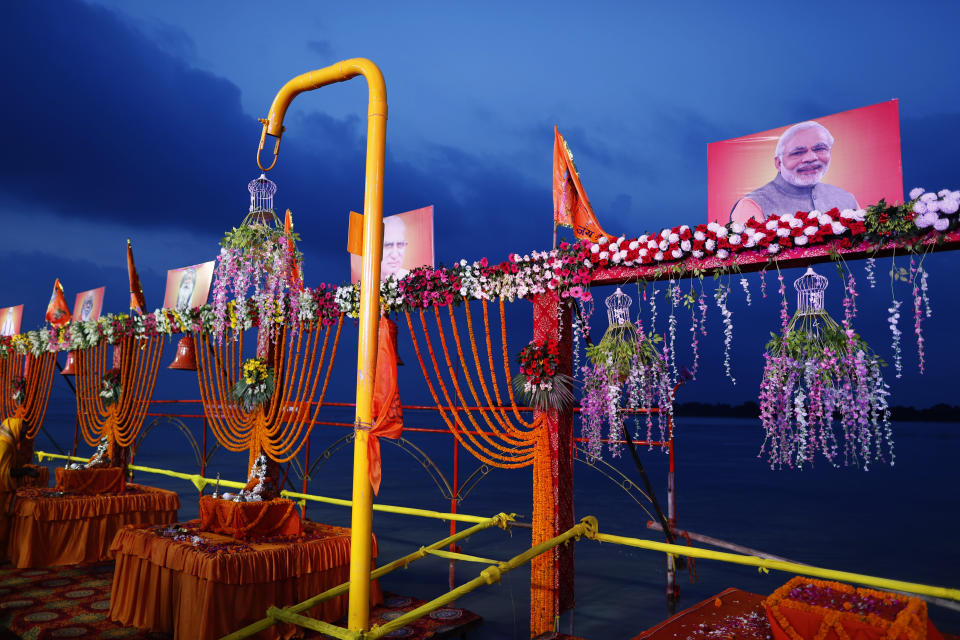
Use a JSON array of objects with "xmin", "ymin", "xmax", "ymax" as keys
[{"xmin": 29, "ymin": 408, "xmax": 960, "ymax": 638}]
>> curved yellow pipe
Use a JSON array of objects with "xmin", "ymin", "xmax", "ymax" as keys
[
  {"xmin": 258, "ymin": 58, "xmax": 387, "ymax": 170},
  {"xmin": 257, "ymin": 58, "xmax": 386, "ymax": 632}
]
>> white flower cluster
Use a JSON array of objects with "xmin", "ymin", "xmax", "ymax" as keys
[
  {"xmin": 911, "ymin": 187, "xmax": 960, "ymax": 231},
  {"xmin": 67, "ymin": 320, "xmax": 100, "ymax": 351},
  {"xmin": 453, "ymin": 259, "xmax": 490, "ymax": 301},
  {"xmin": 334, "ymin": 284, "xmax": 360, "ymax": 318}
]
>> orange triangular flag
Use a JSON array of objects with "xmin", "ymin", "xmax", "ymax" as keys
[
  {"xmin": 45, "ymin": 279, "xmax": 71, "ymax": 328},
  {"xmin": 367, "ymin": 316, "xmax": 404, "ymax": 495},
  {"xmin": 553, "ymin": 126, "xmax": 614, "ymax": 243},
  {"xmin": 284, "ymin": 210, "xmax": 303, "ymax": 290},
  {"xmin": 126, "ymin": 239, "xmax": 147, "ymax": 315}
]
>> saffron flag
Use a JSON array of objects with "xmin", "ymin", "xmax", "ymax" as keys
[
  {"xmin": 553, "ymin": 126, "xmax": 614, "ymax": 243},
  {"xmin": 45, "ymin": 279, "xmax": 71, "ymax": 328},
  {"xmin": 127, "ymin": 239, "xmax": 147, "ymax": 314},
  {"xmin": 367, "ymin": 315, "xmax": 404, "ymax": 495},
  {"xmin": 284, "ymin": 210, "xmax": 304, "ymax": 291}
]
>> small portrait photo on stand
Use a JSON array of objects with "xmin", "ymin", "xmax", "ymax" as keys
[
  {"xmin": 72, "ymin": 286, "xmax": 105, "ymax": 323},
  {"xmin": 163, "ymin": 261, "xmax": 215, "ymax": 310},
  {"xmin": 0, "ymin": 304, "xmax": 23, "ymax": 337}
]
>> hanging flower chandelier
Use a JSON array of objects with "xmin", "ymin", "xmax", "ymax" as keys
[
  {"xmin": 211, "ymin": 174, "xmax": 303, "ymax": 354},
  {"xmin": 759, "ymin": 268, "xmax": 892, "ymax": 470}
]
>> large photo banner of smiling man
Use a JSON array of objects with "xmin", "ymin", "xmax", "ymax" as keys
[{"xmin": 708, "ymin": 100, "xmax": 903, "ymax": 225}]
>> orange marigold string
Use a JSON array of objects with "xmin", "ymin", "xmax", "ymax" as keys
[
  {"xmin": 403, "ymin": 310, "xmax": 535, "ymax": 468},
  {"xmin": 427, "ymin": 307, "xmax": 535, "ymax": 459}
]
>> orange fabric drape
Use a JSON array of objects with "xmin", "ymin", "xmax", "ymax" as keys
[
  {"xmin": 109, "ymin": 520, "xmax": 382, "ymax": 640},
  {"xmin": 0, "ymin": 418, "xmax": 25, "ymax": 494},
  {"xmin": 7, "ymin": 484, "xmax": 179, "ymax": 568},
  {"xmin": 368, "ymin": 316, "xmax": 404, "ymax": 495}
]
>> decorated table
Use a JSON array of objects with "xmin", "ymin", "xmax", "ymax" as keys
[
  {"xmin": 108, "ymin": 518, "xmax": 382, "ymax": 640},
  {"xmin": 6, "ymin": 483, "xmax": 179, "ymax": 568}
]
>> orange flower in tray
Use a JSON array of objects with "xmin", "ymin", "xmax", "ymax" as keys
[{"xmin": 764, "ymin": 576, "xmax": 943, "ymax": 640}]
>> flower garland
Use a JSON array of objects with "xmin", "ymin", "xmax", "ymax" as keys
[
  {"xmin": 764, "ymin": 577, "xmax": 929, "ymax": 640},
  {"xmin": 98, "ymin": 368, "xmax": 122, "ymax": 407},
  {"xmin": 0, "ymin": 189, "xmax": 954, "ymax": 367},
  {"xmin": 231, "ymin": 358, "xmax": 275, "ymax": 412},
  {"xmin": 510, "ymin": 338, "xmax": 574, "ymax": 412}
]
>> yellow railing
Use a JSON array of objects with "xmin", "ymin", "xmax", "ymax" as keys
[
  {"xmin": 33, "ymin": 452, "xmax": 492, "ymax": 524},
  {"xmin": 585, "ymin": 531, "xmax": 960, "ymax": 603},
  {"xmin": 33, "ymin": 452, "xmax": 960, "ymax": 639}
]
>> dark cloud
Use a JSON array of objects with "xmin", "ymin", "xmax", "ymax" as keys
[
  {"xmin": 0, "ymin": 0, "xmax": 548, "ymax": 287},
  {"xmin": 306, "ymin": 40, "xmax": 334, "ymax": 59}
]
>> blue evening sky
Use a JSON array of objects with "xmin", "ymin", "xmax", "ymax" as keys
[{"xmin": 1, "ymin": 1, "xmax": 958, "ymax": 407}]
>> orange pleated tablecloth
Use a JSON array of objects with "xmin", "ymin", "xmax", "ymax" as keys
[
  {"xmin": 6, "ymin": 483, "xmax": 179, "ymax": 568},
  {"xmin": 109, "ymin": 519, "xmax": 383, "ymax": 640}
]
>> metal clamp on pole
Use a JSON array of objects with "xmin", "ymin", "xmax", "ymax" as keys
[{"xmin": 256, "ymin": 119, "xmax": 281, "ymax": 171}]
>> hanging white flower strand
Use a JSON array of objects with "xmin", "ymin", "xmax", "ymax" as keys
[
  {"xmin": 909, "ymin": 257, "xmax": 926, "ymax": 374},
  {"xmin": 888, "ymin": 254, "xmax": 903, "ymax": 379},
  {"xmin": 686, "ymin": 279, "xmax": 706, "ymax": 380},
  {"xmin": 714, "ymin": 278, "xmax": 735, "ymax": 385},
  {"xmin": 865, "ymin": 257, "xmax": 877, "ymax": 288},
  {"xmin": 667, "ymin": 279, "xmax": 679, "ymax": 387},
  {"xmin": 739, "ymin": 276, "xmax": 752, "ymax": 306}
]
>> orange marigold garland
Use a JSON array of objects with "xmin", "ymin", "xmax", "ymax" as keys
[{"xmin": 764, "ymin": 576, "xmax": 931, "ymax": 640}]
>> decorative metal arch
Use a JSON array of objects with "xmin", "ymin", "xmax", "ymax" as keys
[
  {"xmin": 134, "ymin": 416, "xmax": 217, "ymax": 471},
  {"xmin": 303, "ymin": 433, "xmax": 459, "ymax": 500},
  {"xmin": 573, "ymin": 443, "xmax": 657, "ymax": 524}
]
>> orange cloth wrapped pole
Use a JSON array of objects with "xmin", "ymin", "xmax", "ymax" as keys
[{"xmin": 367, "ymin": 316, "xmax": 403, "ymax": 495}]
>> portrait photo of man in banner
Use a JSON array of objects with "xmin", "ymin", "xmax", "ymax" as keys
[
  {"xmin": 0, "ymin": 305, "xmax": 23, "ymax": 337},
  {"xmin": 72, "ymin": 286, "xmax": 105, "ymax": 323},
  {"xmin": 708, "ymin": 100, "xmax": 903, "ymax": 225},
  {"xmin": 163, "ymin": 261, "xmax": 215, "ymax": 310},
  {"xmin": 349, "ymin": 206, "xmax": 435, "ymax": 283}
]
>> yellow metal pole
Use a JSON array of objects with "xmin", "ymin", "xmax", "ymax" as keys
[{"xmin": 257, "ymin": 58, "xmax": 387, "ymax": 632}]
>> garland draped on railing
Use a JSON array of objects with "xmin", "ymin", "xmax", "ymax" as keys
[
  {"xmin": 0, "ymin": 351, "xmax": 56, "ymax": 439},
  {"xmin": 75, "ymin": 335, "xmax": 164, "ymax": 462},
  {"xmin": 195, "ymin": 316, "xmax": 343, "ymax": 471},
  {"xmin": 404, "ymin": 298, "xmax": 546, "ymax": 470}
]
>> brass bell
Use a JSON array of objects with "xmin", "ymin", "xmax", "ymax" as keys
[
  {"xmin": 168, "ymin": 334, "xmax": 197, "ymax": 371},
  {"xmin": 61, "ymin": 350, "xmax": 77, "ymax": 375}
]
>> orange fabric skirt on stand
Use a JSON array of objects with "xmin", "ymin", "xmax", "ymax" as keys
[
  {"xmin": 55, "ymin": 466, "xmax": 126, "ymax": 494},
  {"xmin": 6, "ymin": 484, "xmax": 179, "ymax": 568},
  {"xmin": 108, "ymin": 519, "xmax": 383, "ymax": 640}
]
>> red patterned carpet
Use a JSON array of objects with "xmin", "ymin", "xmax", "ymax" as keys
[{"xmin": 0, "ymin": 561, "xmax": 481, "ymax": 639}]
